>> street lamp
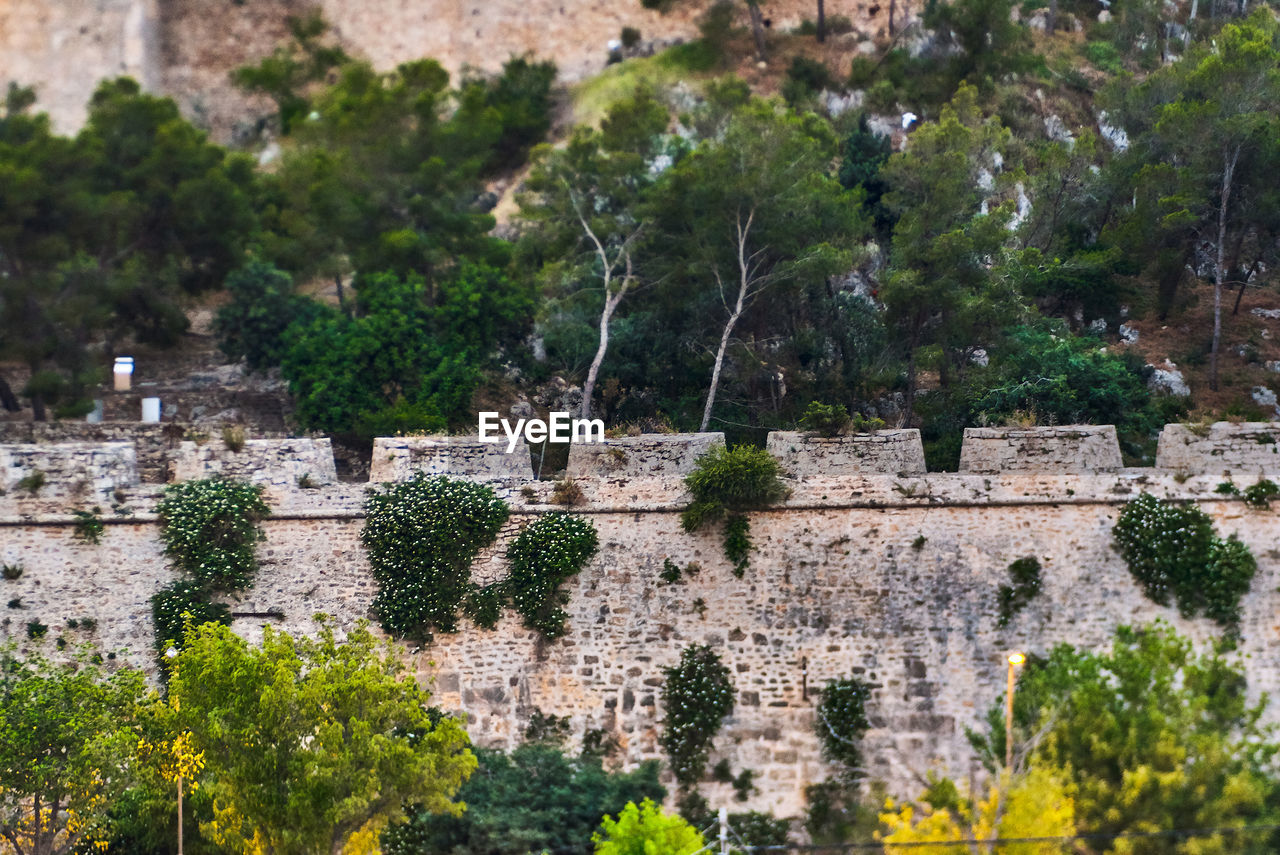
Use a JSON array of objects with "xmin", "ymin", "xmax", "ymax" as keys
[
  {"xmin": 164, "ymin": 647, "xmax": 184, "ymax": 855},
  {"xmin": 1005, "ymin": 652, "xmax": 1025, "ymax": 770}
]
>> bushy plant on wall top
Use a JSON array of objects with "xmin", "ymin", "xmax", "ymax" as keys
[
  {"xmin": 362, "ymin": 474, "xmax": 510, "ymax": 641},
  {"xmin": 681, "ymin": 445, "xmax": 788, "ymax": 576}
]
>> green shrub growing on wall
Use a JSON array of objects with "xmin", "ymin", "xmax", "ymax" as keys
[
  {"xmin": 150, "ymin": 580, "xmax": 232, "ymax": 654},
  {"xmin": 815, "ymin": 677, "xmax": 873, "ymax": 779},
  {"xmin": 997, "ymin": 557, "xmax": 1042, "ymax": 627},
  {"xmin": 1112, "ymin": 492, "xmax": 1256, "ymax": 629},
  {"xmin": 152, "ymin": 478, "xmax": 269, "ymax": 658},
  {"xmin": 156, "ymin": 479, "xmax": 271, "ymax": 592},
  {"xmin": 681, "ymin": 445, "xmax": 788, "ymax": 576},
  {"xmin": 506, "ymin": 512, "xmax": 599, "ymax": 639},
  {"xmin": 661, "ymin": 644, "xmax": 735, "ymax": 791},
  {"xmin": 71, "ymin": 507, "xmax": 104, "ymax": 544},
  {"xmin": 362, "ymin": 474, "xmax": 510, "ymax": 641}
]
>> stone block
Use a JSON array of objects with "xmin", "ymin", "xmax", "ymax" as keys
[
  {"xmin": 958, "ymin": 425, "xmax": 1122, "ymax": 473},
  {"xmin": 369, "ymin": 436, "xmax": 533, "ymax": 483},
  {"xmin": 766, "ymin": 430, "xmax": 926, "ymax": 477},
  {"xmin": 1155, "ymin": 422, "xmax": 1280, "ymax": 475}
]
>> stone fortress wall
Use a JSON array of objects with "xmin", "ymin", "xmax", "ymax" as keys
[{"xmin": 3, "ymin": 423, "xmax": 1280, "ymax": 817}]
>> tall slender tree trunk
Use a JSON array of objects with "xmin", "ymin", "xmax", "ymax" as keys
[
  {"xmin": 0, "ymin": 376, "xmax": 18, "ymax": 412},
  {"xmin": 1210, "ymin": 145, "xmax": 1240, "ymax": 392},
  {"xmin": 889, "ymin": 0, "xmax": 896, "ymax": 36},
  {"xmin": 816, "ymin": 0, "xmax": 826, "ymax": 42},
  {"xmin": 1047, "ymin": 0, "xmax": 1057, "ymax": 32},
  {"xmin": 582, "ymin": 286, "xmax": 627, "ymax": 419},
  {"xmin": 1185, "ymin": 0, "xmax": 1198, "ymax": 50},
  {"xmin": 701, "ymin": 290, "xmax": 746, "ymax": 432},
  {"xmin": 747, "ymin": 1, "xmax": 768, "ymax": 59}
]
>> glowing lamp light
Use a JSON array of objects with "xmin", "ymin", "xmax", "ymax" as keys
[{"xmin": 1008, "ymin": 652, "xmax": 1026, "ymax": 666}]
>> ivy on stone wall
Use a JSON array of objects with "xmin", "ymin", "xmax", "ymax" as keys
[
  {"xmin": 681, "ymin": 445, "xmax": 788, "ymax": 577},
  {"xmin": 815, "ymin": 677, "xmax": 873, "ymax": 780},
  {"xmin": 155, "ymin": 478, "xmax": 271, "ymax": 592},
  {"xmin": 1113, "ymin": 492, "xmax": 1256, "ymax": 630},
  {"xmin": 506, "ymin": 512, "xmax": 599, "ymax": 639},
  {"xmin": 996, "ymin": 557, "xmax": 1042, "ymax": 627},
  {"xmin": 362, "ymin": 474, "xmax": 510, "ymax": 641},
  {"xmin": 661, "ymin": 644, "xmax": 735, "ymax": 792},
  {"xmin": 151, "ymin": 580, "xmax": 232, "ymax": 653},
  {"xmin": 152, "ymin": 477, "xmax": 269, "ymax": 659}
]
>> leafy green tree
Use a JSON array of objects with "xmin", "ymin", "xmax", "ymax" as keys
[
  {"xmin": 258, "ymin": 57, "xmax": 509, "ymax": 289},
  {"xmin": 519, "ymin": 87, "xmax": 669, "ymax": 418},
  {"xmin": 879, "ymin": 766, "xmax": 1075, "ymax": 853},
  {"xmin": 593, "ymin": 799, "xmax": 705, "ymax": 855},
  {"xmin": 1115, "ymin": 12, "xmax": 1280, "ymax": 389},
  {"xmin": 645, "ymin": 100, "xmax": 865, "ymax": 431},
  {"xmin": 921, "ymin": 0, "xmax": 1034, "ymax": 86},
  {"xmin": 838, "ymin": 114, "xmax": 893, "ymax": 238},
  {"xmin": 280, "ymin": 263, "xmax": 531, "ymax": 437},
  {"xmin": 230, "ymin": 12, "xmax": 350, "ymax": 134},
  {"xmin": 0, "ymin": 643, "xmax": 155, "ymax": 855},
  {"xmin": 384, "ymin": 743, "xmax": 664, "ymax": 855},
  {"xmin": 0, "ymin": 80, "xmax": 258, "ymax": 419},
  {"xmin": 880, "ymin": 85, "xmax": 1019, "ymax": 424},
  {"xmin": 971, "ymin": 623, "xmax": 1280, "ymax": 855},
  {"xmin": 170, "ymin": 619, "xmax": 476, "ymax": 855},
  {"xmin": 213, "ymin": 260, "xmax": 328, "ymax": 370}
]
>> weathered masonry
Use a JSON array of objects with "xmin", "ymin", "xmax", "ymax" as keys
[{"xmin": 3, "ymin": 423, "xmax": 1280, "ymax": 817}]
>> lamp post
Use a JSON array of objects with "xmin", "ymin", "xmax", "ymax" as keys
[
  {"xmin": 1005, "ymin": 652, "xmax": 1025, "ymax": 770},
  {"xmin": 164, "ymin": 646, "xmax": 183, "ymax": 855}
]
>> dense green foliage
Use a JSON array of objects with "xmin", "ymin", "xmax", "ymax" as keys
[
  {"xmin": 815, "ymin": 677, "xmax": 873, "ymax": 777},
  {"xmin": 213, "ymin": 260, "xmax": 327, "ymax": 370},
  {"xmin": 0, "ymin": 80, "xmax": 257, "ymax": 419},
  {"xmin": 681, "ymin": 445, "xmax": 787, "ymax": 575},
  {"xmin": 362, "ymin": 475, "xmax": 510, "ymax": 641},
  {"xmin": 1113, "ymin": 492, "xmax": 1256, "ymax": 629},
  {"xmin": 150, "ymin": 580, "xmax": 232, "ymax": 654},
  {"xmin": 384, "ymin": 743, "xmax": 664, "ymax": 855},
  {"xmin": 155, "ymin": 479, "xmax": 270, "ymax": 593},
  {"xmin": 971, "ymin": 623, "xmax": 1280, "ymax": 854},
  {"xmin": 506, "ymin": 513, "xmax": 600, "ymax": 639},
  {"xmin": 996, "ymin": 556, "xmax": 1043, "ymax": 627},
  {"xmin": 170, "ymin": 619, "xmax": 476, "ymax": 855},
  {"xmin": 661, "ymin": 644, "xmax": 735, "ymax": 790},
  {"xmin": 0, "ymin": 644, "xmax": 154, "ymax": 855},
  {"xmin": 593, "ymin": 800, "xmax": 705, "ymax": 855}
]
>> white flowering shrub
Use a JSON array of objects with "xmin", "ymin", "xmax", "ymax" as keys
[
  {"xmin": 155, "ymin": 478, "xmax": 270, "ymax": 592},
  {"xmin": 506, "ymin": 512, "xmax": 599, "ymax": 639},
  {"xmin": 661, "ymin": 644, "xmax": 734, "ymax": 790},
  {"xmin": 362, "ymin": 475, "xmax": 510, "ymax": 641},
  {"xmin": 1112, "ymin": 492, "xmax": 1256, "ymax": 629}
]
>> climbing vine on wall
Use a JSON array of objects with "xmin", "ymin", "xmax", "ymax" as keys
[
  {"xmin": 997, "ymin": 557, "xmax": 1043, "ymax": 627},
  {"xmin": 681, "ymin": 445, "xmax": 788, "ymax": 576},
  {"xmin": 661, "ymin": 644, "xmax": 735, "ymax": 792},
  {"xmin": 1112, "ymin": 492, "xmax": 1256, "ymax": 630},
  {"xmin": 506, "ymin": 512, "xmax": 599, "ymax": 639},
  {"xmin": 815, "ymin": 677, "xmax": 873, "ymax": 779},
  {"xmin": 156, "ymin": 478, "xmax": 270, "ymax": 591},
  {"xmin": 152, "ymin": 478, "xmax": 269, "ymax": 658},
  {"xmin": 362, "ymin": 474, "xmax": 510, "ymax": 641}
]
